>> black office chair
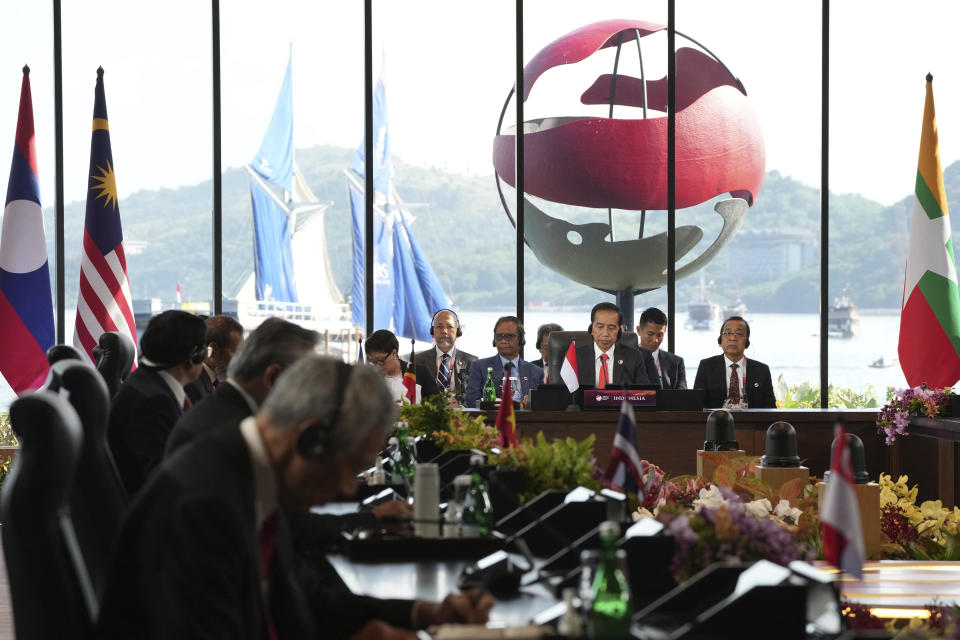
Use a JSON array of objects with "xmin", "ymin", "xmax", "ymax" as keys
[
  {"xmin": 94, "ymin": 331, "xmax": 136, "ymax": 398},
  {"xmin": 46, "ymin": 343, "xmax": 83, "ymax": 365},
  {"xmin": 0, "ymin": 391, "xmax": 98, "ymax": 638},
  {"xmin": 45, "ymin": 359, "xmax": 128, "ymax": 597},
  {"xmin": 545, "ymin": 330, "xmax": 640, "ymax": 384}
]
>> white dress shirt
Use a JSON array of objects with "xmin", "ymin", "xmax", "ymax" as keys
[{"xmin": 593, "ymin": 343, "xmax": 615, "ymax": 386}]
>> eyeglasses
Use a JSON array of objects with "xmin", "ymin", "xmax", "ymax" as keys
[
  {"xmin": 721, "ymin": 331, "xmax": 747, "ymax": 338},
  {"xmin": 494, "ymin": 333, "xmax": 518, "ymax": 341},
  {"xmin": 368, "ymin": 354, "xmax": 390, "ymax": 366}
]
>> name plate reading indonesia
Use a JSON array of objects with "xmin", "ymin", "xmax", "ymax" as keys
[{"xmin": 583, "ymin": 389, "xmax": 656, "ymax": 410}]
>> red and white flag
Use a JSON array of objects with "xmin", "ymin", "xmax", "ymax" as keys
[
  {"xmin": 176, "ymin": 282, "xmax": 182, "ymax": 305},
  {"xmin": 559, "ymin": 340, "xmax": 579, "ymax": 393},
  {"xmin": 820, "ymin": 423, "xmax": 865, "ymax": 579},
  {"xmin": 73, "ymin": 68, "xmax": 137, "ymax": 367}
]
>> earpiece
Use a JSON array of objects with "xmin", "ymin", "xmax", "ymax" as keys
[
  {"xmin": 188, "ymin": 343, "xmax": 209, "ymax": 365},
  {"xmin": 430, "ymin": 309, "xmax": 462, "ymax": 338},
  {"xmin": 297, "ymin": 361, "xmax": 352, "ymax": 458}
]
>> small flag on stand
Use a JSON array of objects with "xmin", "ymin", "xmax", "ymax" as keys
[
  {"xmin": 495, "ymin": 374, "xmax": 518, "ymax": 447},
  {"xmin": 357, "ymin": 337, "xmax": 364, "ymax": 364},
  {"xmin": 402, "ymin": 339, "xmax": 417, "ymax": 404},
  {"xmin": 560, "ymin": 340, "xmax": 579, "ymax": 394},
  {"xmin": 0, "ymin": 65, "xmax": 55, "ymax": 393},
  {"xmin": 821, "ymin": 423, "xmax": 865, "ymax": 579},
  {"xmin": 73, "ymin": 67, "xmax": 137, "ymax": 367},
  {"xmin": 175, "ymin": 282, "xmax": 182, "ymax": 305},
  {"xmin": 898, "ymin": 73, "xmax": 960, "ymax": 388},
  {"xmin": 603, "ymin": 400, "xmax": 643, "ymax": 494}
]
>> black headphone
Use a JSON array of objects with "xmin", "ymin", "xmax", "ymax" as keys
[
  {"xmin": 588, "ymin": 304, "xmax": 623, "ymax": 340},
  {"xmin": 429, "ymin": 309, "xmax": 462, "ymax": 338},
  {"xmin": 296, "ymin": 361, "xmax": 352, "ymax": 458},
  {"xmin": 188, "ymin": 343, "xmax": 209, "ymax": 365},
  {"xmin": 718, "ymin": 316, "xmax": 751, "ymax": 348},
  {"xmin": 492, "ymin": 316, "xmax": 525, "ymax": 347}
]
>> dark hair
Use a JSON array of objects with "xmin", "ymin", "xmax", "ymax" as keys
[
  {"xmin": 494, "ymin": 315, "xmax": 525, "ymax": 340},
  {"xmin": 535, "ymin": 323, "xmax": 564, "ymax": 349},
  {"xmin": 639, "ymin": 307, "xmax": 668, "ymax": 327},
  {"xmin": 721, "ymin": 316, "xmax": 751, "ymax": 338},
  {"xmin": 590, "ymin": 302, "xmax": 623, "ymax": 326},
  {"xmin": 205, "ymin": 315, "xmax": 244, "ymax": 349},
  {"xmin": 139, "ymin": 310, "xmax": 207, "ymax": 367},
  {"xmin": 364, "ymin": 329, "xmax": 400, "ymax": 356},
  {"xmin": 227, "ymin": 318, "xmax": 320, "ymax": 382}
]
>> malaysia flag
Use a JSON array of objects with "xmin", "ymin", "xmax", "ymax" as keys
[
  {"xmin": 821, "ymin": 423, "xmax": 865, "ymax": 578},
  {"xmin": 73, "ymin": 68, "xmax": 136, "ymax": 365},
  {"xmin": 0, "ymin": 66, "xmax": 55, "ymax": 393}
]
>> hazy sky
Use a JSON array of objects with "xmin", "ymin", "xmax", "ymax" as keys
[{"xmin": 3, "ymin": 1, "xmax": 960, "ymax": 208}]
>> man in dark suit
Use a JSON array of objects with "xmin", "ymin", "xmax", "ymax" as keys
[
  {"xmin": 693, "ymin": 315, "xmax": 777, "ymax": 409},
  {"xmin": 184, "ymin": 314, "xmax": 244, "ymax": 404},
  {"xmin": 465, "ymin": 315, "xmax": 544, "ymax": 408},
  {"xmin": 636, "ymin": 307, "xmax": 687, "ymax": 389},
  {"xmin": 575, "ymin": 302, "xmax": 660, "ymax": 388},
  {"xmin": 415, "ymin": 309, "xmax": 477, "ymax": 405},
  {"xmin": 107, "ymin": 310, "xmax": 207, "ymax": 496},
  {"xmin": 98, "ymin": 356, "xmax": 493, "ymax": 639},
  {"xmin": 166, "ymin": 317, "xmax": 319, "ymax": 455}
]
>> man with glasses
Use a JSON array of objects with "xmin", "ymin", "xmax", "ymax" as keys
[
  {"xmin": 693, "ymin": 315, "xmax": 776, "ymax": 408},
  {"xmin": 415, "ymin": 309, "xmax": 476, "ymax": 405},
  {"xmin": 465, "ymin": 315, "xmax": 544, "ymax": 408}
]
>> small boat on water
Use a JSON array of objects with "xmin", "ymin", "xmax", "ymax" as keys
[
  {"xmin": 686, "ymin": 301, "xmax": 719, "ymax": 330},
  {"xmin": 722, "ymin": 299, "xmax": 747, "ymax": 320},
  {"xmin": 828, "ymin": 291, "xmax": 860, "ymax": 338},
  {"xmin": 869, "ymin": 355, "xmax": 897, "ymax": 369}
]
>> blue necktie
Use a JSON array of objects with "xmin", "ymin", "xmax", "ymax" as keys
[{"xmin": 437, "ymin": 352, "xmax": 451, "ymax": 390}]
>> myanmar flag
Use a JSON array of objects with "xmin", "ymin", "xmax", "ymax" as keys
[{"xmin": 898, "ymin": 74, "xmax": 960, "ymax": 389}]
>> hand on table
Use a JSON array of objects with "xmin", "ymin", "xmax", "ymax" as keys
[
  {"xmin": 413, "ymin": 589, "xmax": 496, "ymax": 628},
  {"xmin": 371, "ymin": 500, "xmax": 414, "ymax": 521}
]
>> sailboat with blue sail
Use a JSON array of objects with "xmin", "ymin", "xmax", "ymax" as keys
[
  {"xmin": 346, "ymin": 72, "xmax": 449, "ymax": 342},
  {"xmin": 237, "ymin": 56, "xmax": 356, "ymax": 350}
]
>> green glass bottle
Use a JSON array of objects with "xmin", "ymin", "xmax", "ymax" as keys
[
  {"xmin": 460, "ymin": 455, "xmax": 493, "ymax": 537},
  {"xmin": 589, "ymin": 521, "xmax": 632, "ymax": 639},
  {"xmin": 392, "ymin": 423, "xmax": 415, "ymax": 485},
  {"xmin": 482, "ymin": 367, "xmax": 497, "ymax": 403}
]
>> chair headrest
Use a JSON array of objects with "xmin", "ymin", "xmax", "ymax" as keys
[
  {"xmin": 46, "ymin": 344, "xmax": 83, "ymax": 366},
  {"xmin": 96, "ymin": 332, "xmax": 136, "ymax": 382}
]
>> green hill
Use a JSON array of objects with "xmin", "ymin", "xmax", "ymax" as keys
[{"xmin": 41, "ymin": 145, "xmax": 960, "ymax": 313}]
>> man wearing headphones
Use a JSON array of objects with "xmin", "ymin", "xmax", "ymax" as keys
[
  {"xmin": 415, "ymin": 309, "xmax": 477, "ymax": 405},
  {"xmin": 183, "ymin": 314, "xmax": 244, "ymax": 404},
  {"xmin": 99, "ymin": 355, "xmax": 494, "ymax": 639},
  {"xmin": 464, "ymin": 315, "xmax": 544, "ymax": 408},
  {"xmin": 107, "ymin": 309, "xmax": 207, "ymax": 496},
  {"xmin": 693, "ymin": 315, "xmax": 777, "ymax": 408},
  {"xmin": 575, "ymin": 302, "xmax": 660, "ymax": 388}
]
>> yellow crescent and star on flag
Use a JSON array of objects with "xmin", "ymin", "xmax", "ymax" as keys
[{"xmin": 90, "ymin": 117, "xmax": 119, "ymax": 210}]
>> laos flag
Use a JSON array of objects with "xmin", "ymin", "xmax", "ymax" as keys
[{"xmin": 0, "ymin": 66, "xmax": 55, "ymax": 393}]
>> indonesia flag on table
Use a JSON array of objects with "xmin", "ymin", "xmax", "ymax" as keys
[
  {"xmin": 898, "ymin": 73, "xmax": 960, "ymax": 388},
  {"xmin": 820, "ymin": 423, "xmax": 864, "ymax": 579},
  {"xmin": 0, "ymin": 66, "xmax": 55, "ymax": 393},
  {"xmin": 603, "ymin": 400, "xmax": 643, "ymax": 494},
  {"xmin": 560, "ymin": 340, "xmax": 579, "ymax": 394},
  {"xmin": 74, "ymin": 68, "xmax": 137, "ymax": 366}
]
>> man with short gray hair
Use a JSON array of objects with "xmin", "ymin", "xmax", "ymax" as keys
[
  {"xmin": 165, "ymin": 317, "xmax": 319, "ymax": 455},
  {"xmin": 99, "ymin": 355, "xmax": 493, "ymax": 639}
]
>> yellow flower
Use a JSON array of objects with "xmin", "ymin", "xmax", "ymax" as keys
[{"xmin": 880, "ymin": 487, "xmax": 898, "ymax": 506}]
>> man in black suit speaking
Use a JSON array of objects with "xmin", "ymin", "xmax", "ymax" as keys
[
  {"xmin": 576, "ymin": 302, "xmax": 660, "ymax": 387},
  {"xmin": 99, "ymin": 355, "xmax": 493, "ymax": 639},
  {"xmin": 636, "ymin": 307, "xmax": 687, "ymax": 389},
  {"xmin": 693, "ymin": 315, "xmax": 777, "ymax": 409}
]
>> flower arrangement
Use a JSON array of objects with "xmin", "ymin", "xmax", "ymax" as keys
[
  {"xmin": 650, "ymin": 486, "xmax": 813, "ymax": 581},
  {"xmin": 879, "ymin": 473, "xmax": 960, "ymax": 559},
  {"xmin": 877, "ymin": 385, "xmax": 953, "ymax": 445}
]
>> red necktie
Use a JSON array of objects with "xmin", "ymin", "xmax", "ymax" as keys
[
  {"xmin": 728, "ymin": 363, "xmax": 741, "ymax": 404},
  {"xmin": 598, "ymin": 353, "xmax": 609, "ymax": 389},
  {"xmin": 259, "ymin": 512, "xmax": 280, "ymax": 640}
]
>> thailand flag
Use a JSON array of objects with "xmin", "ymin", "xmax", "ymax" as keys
[
  {"xmin": 821, "ymin": 423, "xmax": 865, "ymax": 578},
  {"xmin": 73, "ymin": 68, "xmax": 137, "ymax": 365},
  {"xmin": 603, "ymin": 399, "xmax": 643, "ymax": 494},
  {"xmin": 0, "ymin": 66, "xmax": 55, "ymax": 393}
]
